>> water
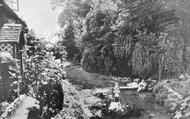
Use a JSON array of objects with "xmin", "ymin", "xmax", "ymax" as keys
[
  {"xmin": 65, "ymin": 66, "xmax": 170, "ymax": 119},
  {"xmin": 119, "ymin": 90, "xmax": 170, "ymax": 119}
]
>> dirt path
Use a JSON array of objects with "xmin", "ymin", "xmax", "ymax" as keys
[{"xmin": 9, "ymin": 96, "xmax": 36, "ymax": 119}]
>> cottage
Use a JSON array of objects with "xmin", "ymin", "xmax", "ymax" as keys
[
  {"xmin": 0, "ymin": 0, "xmax": 28, "ymax": 103},
  {"xmin": 0, "ymin": 0, "xmax": 27, "ymax": 60},
  {"xmin": 0, "ymin": 23, "xmax": 25, "ymax": 59}
]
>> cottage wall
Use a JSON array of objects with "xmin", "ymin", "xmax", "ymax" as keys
[{"xmin": 0, "ymin": 0, "xmax": 27, "ymax": 103}]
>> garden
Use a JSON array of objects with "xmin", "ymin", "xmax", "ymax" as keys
[{"xmin": 1, "ymin": 0, "xmax": 190, "ymax": 119}]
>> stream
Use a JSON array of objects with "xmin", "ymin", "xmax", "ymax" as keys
[
  {"xmin": 119, "ymin": 90, "xmax": 170, "ymax": 119},
  {"xmin": 65, "ymin": 65, "xmax": 170, "ymax": 119}
]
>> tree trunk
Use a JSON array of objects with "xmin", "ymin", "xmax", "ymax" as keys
[{"xmin": 159, "ymin": 55, "xmax": 163, "ymax": 81}]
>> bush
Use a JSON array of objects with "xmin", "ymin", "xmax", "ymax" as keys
[
  {"xmin": 24, "ymin": 38, "xmax": 66, "ymax": 119},
  {"xmin": 0, "ymin": 52, "xmax": 20, "ymax": 103}
]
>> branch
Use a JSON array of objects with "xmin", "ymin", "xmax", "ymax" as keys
[{"xmin": 28, "ymin": 92, "xmax": 37, "ymax": 100}]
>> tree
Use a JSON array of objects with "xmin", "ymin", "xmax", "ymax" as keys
[
  {"xmin": 51, "ymin": 0, "xmax": 91, "ymax": 27},
  {"xmin": 81, "ymin": 0, "xmax": 180, "ymax": 79},
  {"xmin": 50, "ymin": 0, "xmax": 92, "ymax": 62},
  {"xmin": 159, "ymin": 0, "xmax": 190, "ymax": 75},
  {"xmin": 56, "ymin": 24, "xmax": 80, "ymax": 61},
  {"xmin": 117, "ymin": 0, "xmax": 180, "ymax": 79},
  {"xmin": 81, "ymin": 10, "xmax": 117, "ymax": 75},
  {"xmin": 51, "ymin": 0, "xmax": 181, "ymax": 80}
]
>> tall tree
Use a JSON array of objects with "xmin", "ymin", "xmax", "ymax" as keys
[
  {"xmin": 57, "ymin": 24, "xmax": 80, "ymax": 60},
  {"xmin": 159, "ymin": 0, "xmax": 190, "ymax": 75},
  {"xmin": 51, "ymin": 0, "xmax": 181, "ymax": 79},
  {"xmin": 82, "ymin": 0, "xmax": 179, "ymax": 79}
]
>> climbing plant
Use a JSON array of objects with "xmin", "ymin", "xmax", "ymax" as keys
[
  {"xmin": 23, "ymin": 35, "xmax": 65, "ymax": 119},
  {"xmin": 0, "ymin": 52, "xmax": 20, "ymax": 103}
]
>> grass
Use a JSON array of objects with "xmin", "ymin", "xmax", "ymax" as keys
[{"xmin": 65, "ymin": 65, "xmax": 114, "ymax": 89}]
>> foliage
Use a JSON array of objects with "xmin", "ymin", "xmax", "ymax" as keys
[
  {"xmin": 154, "ymin": 79, "xmax": 190, "ymax": 119},
  {"xmin": 50, "ymin": 0, "xmax": 91, "ymax": 63},
  {"xmin": 25, "ymin": 34, "xmax": 37, "ymax": 57},
  {"xmin": 51, "ymin": 45, "xmax": 67, "ymax": 61},
  {"xmin": 51, "ymin": 0, "xmax": 91, "ymax": 27},
  {"xmin": 51, "ymin": 0, "xmax": 118, "ymax": 64},
  {"xmin": 158, "ymin": 0, "xmax": 190, "ymax": 74},
  {"xmin": 50, "ymin": 0, "xmax": 117, "ymax": 27},
  {"xmin": 54, "ymin": 81, "xmax": 84, "ymax": 119},
  {"xmin": 80, "ymin": 0, "xmax": 180, "ymax": 79},
  {"xmin": 81, "ymin": 10, "xmax": 116, "ymax": 75},
  {"xmin": 57, "ymin": 24, "xmax": 80, "ymax": 61},
  {"xmin": 0, "ymin": 52, "xmax": 20, "ymax": 103},
  {"xmin": 51, "ymin": 0, "xmax": 182, "ymax": 79},
  {"xmin": 23, "ymin": 36, "xmax": 65, "ymax": 118}
]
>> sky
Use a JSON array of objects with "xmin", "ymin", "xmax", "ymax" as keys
[{"xmin": 16, "ymin": 0, "xmax": 59, "ymax": 37}]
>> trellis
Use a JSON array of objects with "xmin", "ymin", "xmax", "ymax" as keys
[
  {"xmin": 0, "ymin": 24, "xmax": 23, "ymax": 59},
  {"xmin": 0, "ymin": 43, "xmax": 13, "ymax": 55}
]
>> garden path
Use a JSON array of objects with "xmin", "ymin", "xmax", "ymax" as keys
[{"xmin": 9, "ymin": 96, "xmax": 36, "ymax": 119}]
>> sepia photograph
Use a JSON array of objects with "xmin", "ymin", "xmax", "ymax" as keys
[{"xmin": 0, "ymin": 0, "xmax": 190, "ymax": 119}]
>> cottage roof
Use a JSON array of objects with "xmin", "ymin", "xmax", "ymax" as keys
[{"xmin": 0, "ymin": 24, "xmax": 22, "ymax": 42}]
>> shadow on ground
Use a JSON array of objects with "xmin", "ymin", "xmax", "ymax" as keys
[{"xmin": 65, "ymin": 65, "xmax": 114, "ymax": 89}]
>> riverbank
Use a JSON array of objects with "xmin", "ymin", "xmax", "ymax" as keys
[
  {"xmin": 54, "ymin": 80, "xmax": 111, "ymax": 119},
  {"xmin": 120, "ymin": 90, "xmax": 170, "ymax": 119},
  {"xmin": 154, "ymin": 78, "xmax": 190, "ymax": 119},
  {"xmin": 63, "ymin": 65, "xmax": 171, "ymax": 119}
]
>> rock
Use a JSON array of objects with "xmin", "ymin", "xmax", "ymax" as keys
[
  {"xmin": 154, "ymin": 81, "xmax": 190, "ymax": 119},
  {"xmin": 92, "ymin": 88, "xmax": 111, "ymax": 99},
  {"xmin": 126, "ymin": 82, "xmax": 139, "ymax": 88},
  {"xmin": 134, "ymin": 79, "xmax": 140, "ymax": 83},
  {"xmin": 108, "ymin": 102, "xmax": 123, "ymax": 112},
  {"xmin": 179, "ymin": 75, "xmax": 185, "ymax": 80},
  {"xmin": 173, "ymin": 111, "xmax": 183, "ymax": 119},
  {"xmin": 179, "ymin": 73, "xmax": 190, "ymax": 81},
  {"xmin": 94, "ymin": 110, "xmax": 102, "ymax": 117},
  {"xmin": 137, "ymin": 80, "xmax": 147, "ymax": 92}
]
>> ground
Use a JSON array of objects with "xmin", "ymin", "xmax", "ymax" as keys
[
  {"xmin": 9, "ymin": 96, "xmax": 36, "ymax": 119},
  {"xmin": 65, "ymin": 65, "xmax": 114, "ymax": 89}
]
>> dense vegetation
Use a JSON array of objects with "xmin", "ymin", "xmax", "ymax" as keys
[
  {"xmin": 51, "ymin": 0, "xmax": 185, "ymax": 80},
  {"xmin": 24, "ymin": 34, "xmax": 65, "ymax": 119},
  {"xmin": 0, "ymin": 53, "xmax": 20, "ymax": 103}
]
